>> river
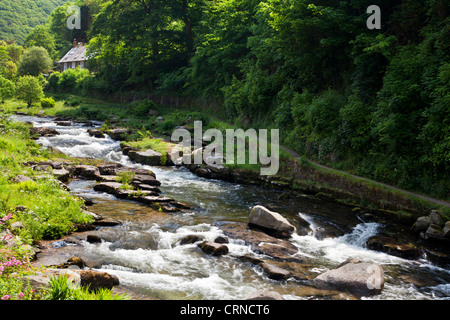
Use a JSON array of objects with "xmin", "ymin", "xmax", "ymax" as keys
[{"xmin": 13, "ymin": 115, "xmax": 450, "ymax": 300}]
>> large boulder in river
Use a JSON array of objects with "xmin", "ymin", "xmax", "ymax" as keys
[
  {"xmin": 220, "ymin": 222, "xmax": 301, "ymax": 261},
  {"xmin": 313, "ymin": 262, "xmax": 384, "ymax": 297},
  {"xmin": 248, "ymin": 205, "xmax": 295, "ymax": 238}
]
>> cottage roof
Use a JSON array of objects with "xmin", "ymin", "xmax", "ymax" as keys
[{"xmin": 58, "ymin": 45, "xmax": 87, "ymax": 64}]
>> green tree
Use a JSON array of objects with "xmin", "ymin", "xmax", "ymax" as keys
[
  {"xmin": 24, "ymin": 25, "xmax": 57, "ymax": 59},
  {"xmin": 15, "ymin": 75, "xmax": 43, "ymax": 107},
  {"xmin": 87, "ymin": 0, "xmax": 205, "ymax": 91},
  {"xmin": 18, "ymin": 46, "xmax": 53, "ymax": 76},
  {"xmin": 0, "ymin": 76, "xmax": 15, "ymax": 103}
]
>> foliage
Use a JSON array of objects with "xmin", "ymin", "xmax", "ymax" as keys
[
  {"xmin": 0, "ymin": 0, "xmax": 70, "ymax": 45},
  {"xmin": 0, "ymin": 76, "xmax": 15, "ymax": 103},
  {"xmin": 40, "ymin": 97, "xmax": 56, "ymax": 109},
  {"xmin": 18, "ymin": 46, "xmax": 53, "ymax": 77},
  {"xmin": 46, "ymin": 274, "xmax": 128, "ymax": 300},
  {"xmin": 15, "ymin": 76, "xmax": 44, "ymax": 107},
  {"xmin": 6, "ymin": 0, "xmax": 448, "ymax": 197},
  {"xmin": 116, "ymin": 171, "xmax": 135, "ymax": 185},
  {"xmin": 24, "ymin": 25, "xmax": 58, "ymax": 60}
]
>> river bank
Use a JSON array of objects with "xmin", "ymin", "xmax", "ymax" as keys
[{"xmin": 5, "ymin": 113, "xmax": 449, "ymax": 300}]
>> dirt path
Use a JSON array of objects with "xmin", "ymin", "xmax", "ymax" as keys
[{"xmin": 280, "ymin": 146, "xmax": 450, "ymax": 209}]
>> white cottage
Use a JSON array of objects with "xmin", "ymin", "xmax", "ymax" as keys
[{"xmin": 57, "ymin": 41, "xmax": 88, "ymax": 72}]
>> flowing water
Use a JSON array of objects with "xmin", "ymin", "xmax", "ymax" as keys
[{"xmin": 13, "ymin": 115, "xmax": 450, "ymax": 300}]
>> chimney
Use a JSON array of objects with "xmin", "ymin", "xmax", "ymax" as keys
[{"xmin": 73, "ymin": 40, "xmax": 77, "ymax": 48}]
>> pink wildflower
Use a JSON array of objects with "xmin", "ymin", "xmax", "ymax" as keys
[{"xmin": 1, "ymin": 295, "xmax": 9, "ymax": 300}]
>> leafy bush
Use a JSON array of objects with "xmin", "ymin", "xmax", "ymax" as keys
[
  {"xmin": 58, "ymin": 68, "xmax": 90, "ymax": 90},
  {"xmin": 40, "ymin": 97, "xmax": 55, "ymax": 109},
  {"xmin": 0, "ymin": 76, "xmax": 15, "ymax": 103},
  {"xmin": 15, "ymin": 75, "xmax": 43, "ymax": 107},
  {"xmin": 129, "ymin": 100, "xmax": 157, "ymax": 117},
  {"xmin": 17, "ymin": 46, "xmax": 53, "ymax": 77}
]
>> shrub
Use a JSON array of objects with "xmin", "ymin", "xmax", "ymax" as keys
[
  {"xmin": 0, "ymin": 76, "xmax": 15, "ymax": 103},
  {"xmin": 40, "ymin": 97, "xmax": 55, "ymax": 109},
  {"xmin": 46, "ymin": 274, "xmax": 128, "ymax": 300},
  {"xmin": 17, "ymin": 46, "xmax": 53, "ymax": 77},
  {"xmin": 130, "ymin": 100, "xmax": 157, "ymax": 117},
  {"xmin": 15, "ymin": 75, "xmax": 43, "ymax": 107}
]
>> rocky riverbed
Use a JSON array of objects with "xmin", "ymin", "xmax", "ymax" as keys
[{"xmin": 10, "ymin": 115, "xmax": 450, "ymax": 300}]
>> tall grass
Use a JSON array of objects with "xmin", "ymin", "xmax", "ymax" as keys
[{"xmin": 47, "ymin": 274, "xmax": 128, "ymax": 300}]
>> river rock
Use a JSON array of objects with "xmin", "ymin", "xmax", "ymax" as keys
[
  {"xmin": 248, "ymin": 205, "xmax": 295, "ymax": 238},
  {"xmin": 313, "ymin": 262, "xmax": 384, "ymax": 297},
  {"xmin": 56, "ymin": 121, "xmax": 71, "ymax": 126},
  {"xmin": 79, "ymin": 270, "xmax": 118, "ymax": 292},
  {"xmin": 53, "ymin": 168, "xmax": 70, "ymax": 183},
  {"xmin": 73, "ymin": 165, "xmax": 102, "ymax": 180},
  {"xmin": 97, "ymin": 163, "xmax": 122, "ymax": 175},
  {"xmin": 214, "ymin": 236, "xmax": 229, "ymax": 244},
  {"xmin": 128, "ymin": 149, "xmax": 163, "ymax": 166},
  {"xmin": 29, "ymin": 126, "xmax": 60, "ymax": 138},
  {"xmin": 366, "ymin": 235, "xmax": 422, "ymax": 259},
  {"xmin": 220, "ymin": 222, "xmax": 301, "ymax": 261},
  {"xmin": 106, "ymin": 128, "xmax": 132, "ymax": 140},
  {"xmin": 87, "ymin": 235, "xmax": 102, "ymax": 244},
  {"xmin": 134, "ymin": 183, "xmax": 161, "ymax": 193},
  {"xmin": 93, "ymin": 181, "xmax": 123, "ymax": 194},
  {"xmin": 429, "ymin": 210, "xmax": 444, "ymax": 225},
  {"xmin": 24, "ymin": 269, "xmax": 81, "ymax": 293},
  {"xmin": 424, "ymin": 249, "xmax": 450, "ymax": 267},
  {"xmin": 93, "ymin": 218, "xmax": 122, "ymax": 227},
  {"xmin": 179, "ymin": 235, "xmax": 205, "ymax": 245},
  {"xmin": 444, "ymin": 221, "xmax": 450, "ymax": 239},
  {"xmin": 87, "ymin": 129, "xmax": 105, "ymax": 138},
  {"xmin": 414, "ymin": 216, "xmax": 432, "ymax": 232},
  {"xmin": 260, "ymin": 262, "xmax": 290, "ymax": 280},
  {"xmin": 132, "ymin": 174, "xmax": 161, "ymax": 186},
  {"xmin": 198, "ymin": 241, "xmax": 229, "ymax": 256},
  {"xmin": 244, "ymin": 289, "xmax": 285, "ymax": 300}
]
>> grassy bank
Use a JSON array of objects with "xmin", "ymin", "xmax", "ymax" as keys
[
  {"xmin": 4, "ymin": 94, "xmax": 449, "ymax": 223},
  {"xmin": 0, "ymin": 106, "xmax": 127, "ymax": 300}
]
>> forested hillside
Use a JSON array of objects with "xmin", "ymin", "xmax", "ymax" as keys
[
  {"xmin": 6, "ymin": 0, "xmax": 450, "ymax": 199},
  {"xmin": 0, "ymin": 0, "xmax": 69, "ymax": 44}
]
